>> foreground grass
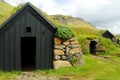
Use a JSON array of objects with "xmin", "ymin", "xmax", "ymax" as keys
[
  {"xmin": 0, "ymin": 71, "xmax": 21, "ymax": 80},
  {"xmin": 0, "ymin": 54, "xmax": 120, "ymax": 80},
  {"xmin": 35, "ymin": 54, "xmax": 120, "ymax": 80}
]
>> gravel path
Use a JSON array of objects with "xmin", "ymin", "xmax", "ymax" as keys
[
  {"xmin": 14, "ymin": 72, "xmax": 58, "ymax": 80},
  {"xmin": 13, "ymin": 72, "xmax": 70, "ymax": 80}
]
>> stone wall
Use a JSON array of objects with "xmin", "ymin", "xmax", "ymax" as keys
[{"xmin": 53, "ymin": 37, "xmax": 83, "ymax": 69}]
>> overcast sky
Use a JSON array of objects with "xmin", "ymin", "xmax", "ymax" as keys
[{"xmin": 4, "ymin": 0, "xmax": 120, "ymax": 34}]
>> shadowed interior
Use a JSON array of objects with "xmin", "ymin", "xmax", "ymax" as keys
[
  {"xmin": 21, "ymin": 37, "xmax": 36, "ymax": 71},
  {"xmin": 90, "ymin": 41, "xmax": 97, "ymax": 55}
]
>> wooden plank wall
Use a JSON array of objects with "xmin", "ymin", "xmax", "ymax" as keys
[{"xmin": 0, "ymin": 6, "xmax": 54, "ymax": 71}]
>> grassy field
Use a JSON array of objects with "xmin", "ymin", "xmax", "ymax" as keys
[
  {"xmin": 0, "ymin": 71, "xmax": 21, "ymax": 80},
  {"xmin": 1, "ymin": 54, "xmax": 120, "ymax": 80},
  {"xmin": 35, "ymin": 54, "xmax": 120, "ymax": 80}
]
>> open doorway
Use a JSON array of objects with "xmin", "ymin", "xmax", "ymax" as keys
[
  {"xmin": 21, "ymin": 37, "xmax": 36, "ymax": 71},
  {"xmin": 90, "ymin": 41, "xmax": 97, "ymax": 55}
]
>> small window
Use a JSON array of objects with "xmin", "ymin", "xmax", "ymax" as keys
[{"xmin": 26, "ymin": 27, "xmax": 31, "ymax": 32}]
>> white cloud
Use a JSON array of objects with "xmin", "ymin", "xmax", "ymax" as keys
[
  {"xmin": 96, "ymin": 21, "xmax": 120, "ymax": 34},
  {"xmin": 38, "ymin": 0, "xmax": 66, "ymax": 15},
  {"xmin": 5, "ymin": 0, "xmax": 67, "ymax": 15},
  {"xmin": 4, "ymin": 0, "xmax": 24, "ymax": 6},
  {"xmin": 109, "ymin": 25, "xmax": 120, "ymax": 34},
  {"xmin": 4, "ymin": 0, "xmax": 120, "ymax": 34},
  {"xmin": 76, "ymin": 0, "xmax": 113, "ymax": 19}
]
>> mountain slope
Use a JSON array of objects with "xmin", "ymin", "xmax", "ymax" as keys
[
  {"xmin": 50, "ymin": 15, "xmax": 99, "ymax": 35},
  {"xmin": 50, "ymin": 15, "xmax": 97, "ymax": 30},
  {"xmin": 0, "ymin": 0, "xmax": 4, "ymax": 2}
]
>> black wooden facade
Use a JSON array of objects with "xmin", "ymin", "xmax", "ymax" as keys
[{"xmin": 0, "ymin": 2, "xmax": 56, "ymax": 71}]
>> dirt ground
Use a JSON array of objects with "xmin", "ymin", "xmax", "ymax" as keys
[{"xmin": 13, "ymin": 72, "xmax": 70, "ymax": 80}]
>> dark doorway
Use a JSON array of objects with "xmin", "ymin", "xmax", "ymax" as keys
[
  {"xmin": 90, "ymin": 41, "xmax": 97, "ymax": 55},
  {"xmin": 21, "ymin": 37, "xmax": 36, "ymax": 71}
]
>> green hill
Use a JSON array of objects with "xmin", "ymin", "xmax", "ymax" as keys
[
  {"xmin": 0, "ymin": 1, "xmax": 14, "ymax": 25},
  {"xmin": 49, "ymin": 15, "xmax": 120, "ymax": 56},
  {"xmin": 50, "ymin": 15, "xmax": 99, "ymax": 35},
  {"xmin": 50, "ymin": 15, "xmax": 96, "ymax": 30}
]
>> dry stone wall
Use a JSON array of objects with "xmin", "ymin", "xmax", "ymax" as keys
[{"xmin": 53, "ymin": 37, "xmax": 83, "ymax": 69}]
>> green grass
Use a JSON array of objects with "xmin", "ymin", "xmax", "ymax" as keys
[
  {"xmin": 0, "ymin": 55, "xmax": 120, "ymax": 80},
  {"xmin": 0, "ymin": 71, "xmax": 21, "ymax": 80},
  {"xmin": 34, "ymin": 54, "xmax": 120, "ymax": 80},
  {"xmin": 0, "ymin": 2, "xmax": 14, "ymax": 25}
]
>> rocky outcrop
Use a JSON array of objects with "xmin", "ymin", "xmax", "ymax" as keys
[
  {"xmin": 53, "ymin": 37, "xmax": 83, "ymax": 69},
  {"xmin": 0, "ymin": 0, "xmax": 4, "ymax": 2}
]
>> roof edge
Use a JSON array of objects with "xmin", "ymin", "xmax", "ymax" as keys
[
  {"xmin": 27, "ymin": 2, "xmax": 57, "ymax": 31},
  {"xmin": 0, "ymin": 2, "xmax": 57, "ymax": 32}
]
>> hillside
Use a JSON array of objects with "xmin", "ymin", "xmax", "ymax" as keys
[
  {"xmin": 0, "ymin": 0, "xmax": 4, "ymax": 2},
  {"xmin": 50, "ymin": 15, "xmax": 96, "ymax": 30},
  {"xmin": 49, "ymin": 15, "xmax": 102, "ymax": 38},
  {"xmin": 0, "ymin": 1, "xmax": 14, "ymax": 25}
]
